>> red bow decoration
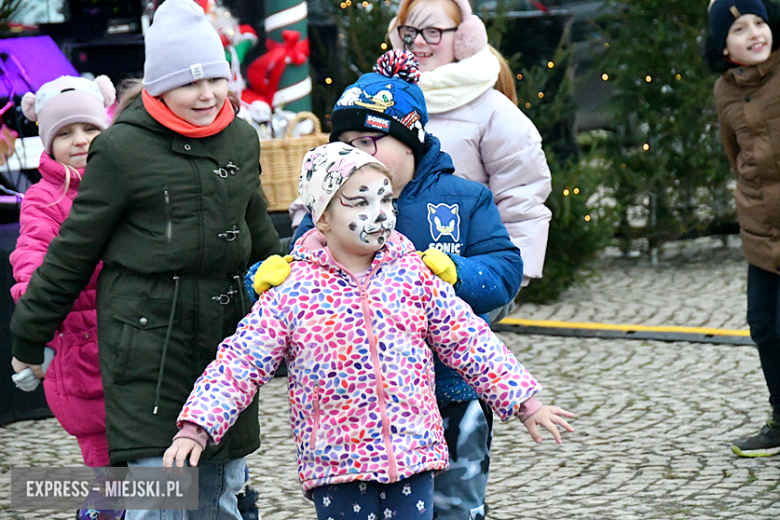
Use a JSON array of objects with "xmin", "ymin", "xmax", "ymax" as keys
[{"xmin": 244, "ymin": 30, "xmax": 310, "ymax": 107}]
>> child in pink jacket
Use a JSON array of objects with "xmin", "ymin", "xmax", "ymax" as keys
[
  {"xmin": 11, "ymin": 75, "xmax": 115, "ymax": 469},
  {"xmin": 164, "ymin": 143, "xmax": 573, "ymax": 520}
]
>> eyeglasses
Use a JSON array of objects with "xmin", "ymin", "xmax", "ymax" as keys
[
  {"xmin": 396, "ymin": 25, "xmax": 458, "ymax": 45},
  {"xmin": 346, "ymin": 134, "xmax": 388, "ymax": 156}
]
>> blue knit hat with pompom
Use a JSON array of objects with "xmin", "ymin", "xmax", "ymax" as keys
[{"xmin": 330, "ymin": 50, "xmax": 428, "ymax": 159}]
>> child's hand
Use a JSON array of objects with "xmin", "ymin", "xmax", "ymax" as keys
[
  {"xmin": 522, "ymin": 405, "xmax": 575, "ymax": 445},
  {"xmin": 245, "ymin": 254, "xmax": 293, "ymax": 301},
  {"xmin": 163, "ymin": 439, "xmax": 203, "ymax": 472},
  {"xmin": 11, "ymin": 356, "xmax": 44, "ymax": 380},
  {"xmin": 418, "ymin": 248, "xmax": 458, "ymax": 285}
]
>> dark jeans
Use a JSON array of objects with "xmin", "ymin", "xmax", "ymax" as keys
[
  {"xmin": 433, "ymin": 399, "xmax": 493, "ymax": 520},
  {"xmin": 747, "ymin": 264, "xmax": 780, "ymax": 417},
  {"xmin": 312, "ymin": 471, "xmax": 434, "ymax": 520}
]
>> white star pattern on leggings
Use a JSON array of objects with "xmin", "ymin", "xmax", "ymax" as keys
[
  {"xmin": 402, "ymin": 484, "xmax": 411, "ymax": 495},
  {"xmin": 322, "ymin": 496, "xmax": 331, "ymax": 507},
  {"xmin": 417, "ymin": 500, "xmax": 425, "ymax": 511},
  {"xmin": 367, "ymin": 514, "xmax": 377, "ymax": 520},
  {"xmin": 353, "ymin": 503, "xmax": 361, "ymax": 513},
  {"xmin": 384, "ymin": 508, "xmax": 393, "ymax": 518}
]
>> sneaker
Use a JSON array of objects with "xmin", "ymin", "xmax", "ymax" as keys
[
  {"xmin": 75, "ymin": 510, "xmax": 125, "ymax": 520},
  {"xmin": 237, "ymin": 486, "xmax": 261, "ymax": 520},
  {"xmin": 731, "ymin": 419, "xmax": 780, "ymax": 457}
]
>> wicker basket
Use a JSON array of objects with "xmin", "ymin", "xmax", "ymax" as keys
[{"xmin": 260, "ymin": 111, "xmax": 329, "ymax": 212}]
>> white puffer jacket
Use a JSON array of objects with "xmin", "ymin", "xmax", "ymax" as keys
[{"xmin": 420, "ymin": 48, "xmax": 552, "ymax": 282}]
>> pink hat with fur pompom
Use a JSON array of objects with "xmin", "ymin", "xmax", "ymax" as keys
[
  {"xmin": 21, "ymin": 75, "xmax": 116, "ymax": 155},
  {"xmin": 388, "ymin": 0, "xmax": 488, "ymax": 61}
]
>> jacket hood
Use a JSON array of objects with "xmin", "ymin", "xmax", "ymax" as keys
[
  {"xmin": 38, "ymin": 151, "xmax": 84, "ymax": 189},
  {"xmin": 402, "ymin": 133, "xmax": 455, "ymax": 199},
  {"xmin": 291, "ymin": 228, "xmax": 417, "ymax": 273}
]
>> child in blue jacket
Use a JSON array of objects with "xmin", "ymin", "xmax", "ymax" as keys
[{"xmin": 250, "ymin": 50, "xmax": 527, "ymax": 520}]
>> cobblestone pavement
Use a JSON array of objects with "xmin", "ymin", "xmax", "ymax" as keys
[{"xmin": 3, "ymin": 237, "xmax": 779, "ymax": 519}]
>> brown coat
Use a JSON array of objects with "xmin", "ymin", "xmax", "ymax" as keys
[{"xmin": 714, "ymin": 50, "xmax": 780, "ymax": 274}]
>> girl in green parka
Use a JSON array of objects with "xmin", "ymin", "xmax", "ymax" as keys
[{"xmin": 10, "ymin": 0, "xmax": 283, "ymax": 518}]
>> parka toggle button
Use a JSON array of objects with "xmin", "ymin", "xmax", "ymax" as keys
[
  {"xmin": 212, "ymin": 287, "xmax": 240, "ymax": 305},
  {"xmin": 214, "ymin": 162, "xmax": 240, "ymax": 178},
  {"xmin": 218, "ymin": 226, "xmax": 241, "ymax": 241}
]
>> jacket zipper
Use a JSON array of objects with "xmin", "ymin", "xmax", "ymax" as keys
[
  {"xmin": 310, "ymin": 382, "xmax": 322, "ymax": 450},
  {"xmin": 163, "ymin": 190, "xmax": 172, "ymax": 242},
  {"xmin": 355, "ymin": 264, "xmax": 398, "ymax": 482}
]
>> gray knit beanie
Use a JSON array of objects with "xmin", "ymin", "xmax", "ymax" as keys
[{"xmin": 143, "ymin": 0, "xmax": 231, "ymax": 96}]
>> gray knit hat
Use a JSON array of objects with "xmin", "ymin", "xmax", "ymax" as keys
[{"xmin": 143, "ymin": 0, "xmax": 231, "ymax": 96}]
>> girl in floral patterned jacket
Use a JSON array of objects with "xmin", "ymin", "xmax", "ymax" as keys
[{"xmin": 164, "ymin": 143, "xmax": 573, "ymax": 520}]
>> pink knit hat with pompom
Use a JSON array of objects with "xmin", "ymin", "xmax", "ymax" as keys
[
  {"xmin": 388, "ymin": 0, "xmax": 488, "ymax": 61},
  {"xmin": 21, "ymin": 75, "xmax": 116, "ymax": 155}
]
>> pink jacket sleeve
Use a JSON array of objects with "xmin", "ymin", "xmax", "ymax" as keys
[
  {"xmin": 177, "ymin": 291, "xmax": 290, "ymax": 443},
  {"xmin": 420, "ymin": 258, "xmax": 542, "ymax": 421},
  {"xmin": 9, "ymin": 185, "xmax": 66, "ymax": 303}
]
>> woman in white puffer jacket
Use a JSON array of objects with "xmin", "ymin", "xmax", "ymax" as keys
[{"xmin": 389, "ymin": 0, "xmax": 552, "ymax": 293}]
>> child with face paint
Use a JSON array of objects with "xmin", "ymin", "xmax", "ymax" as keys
[
  {"xmin": 165, "ymin": 142, "xmax": 573, "ymax": 520},
  {"xmin": 250, "ymin": 50, "xmax": 529, "ymax": 520},
  {"xmin": 705, "ymin": 0, "xmax": 780, "ymax": 457}
]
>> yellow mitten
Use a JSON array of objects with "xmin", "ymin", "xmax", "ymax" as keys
[
  {"xmin": 253, "ymin": 254, "xmax": 293, "ymax": 294},
  {"xmin": 418, "ymin": 248, "xmax": 458, "ymax": 285}
]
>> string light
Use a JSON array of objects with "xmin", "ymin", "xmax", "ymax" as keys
[
  {"xmin": 547, "ymin": 61, "xmax": 554, "ymax": 69},
  {"xmin": 537, "ymin": 92, "xmax": 544, "ymax": 99},
  {"xmin": 380, "ymin": 42, "xmax": 387, "ymax": 50},
  {"xmin": 584, "ymin": 215, "xmax": 591, "ymax": 222},
  {"xmin": 604, "ymin": 42, "xmax": 610, "ymax": 48},
  {"xmin": 645, "ymin": 75, "xmax": 652, "ymax": 82},
  {"xmin": 643, "ymin": 143, "xmax": 650, "ymax": 151},
  {"xmin": 602, "ymin": 73, "xmax": 609, "ymax": 81},
  {"xmin": 340, "ymin": 2, "xmax": 346, "ymax": 7},
  {"xmin": 362, "ymin": 1, "xmax": 368, "ymax": 6},
  {"xmin": 525, "ymin": 102, "xmax": 531, "ymax": 109},
  {"xmin": 346, "ymin": 0, "xmax": 352, "ymax": 5},
  {"xmin": 675, "ymin": 74, "xmax": 682, "ymax": 80},
  {"xmin": 621, "ymin": 163, "xmax": 627, "ymax": 168},
  {"xmin": 573, "ymin": 188, "xmax": 580, "ymax": 195},
  {"xmin": 325, "ymin": 77, "xmax": 333, "ymax": 84},
  {"xmin": 563, "ymin": 189, "xmax": 570, "ymax": 196},
  {"xmin": 516, "ymin": 73, "xmax": 523, "ymax": 80}
]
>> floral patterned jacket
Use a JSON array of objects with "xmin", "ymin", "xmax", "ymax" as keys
[{"xmin": 177, "ymin": 229, "xmax": 541, "ymax": 495}]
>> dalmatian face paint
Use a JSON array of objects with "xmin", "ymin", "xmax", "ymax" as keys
[{"xmin": 326, "ymin": 166, "xmax": 395, "ymax": 254}]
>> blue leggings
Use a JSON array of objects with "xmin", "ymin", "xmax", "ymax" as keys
[{"xmin": 311, "ymin": 471, "xmax": 434, "ymax": 520}]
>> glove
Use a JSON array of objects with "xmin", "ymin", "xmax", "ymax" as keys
[
  {"xmin": 245, "ymin": 254, "xmax": 293, "ymax": 302},
  {"xmin": 12, "ymin": 347, "xmax": 55, "ymax": 392},
  {"xmin": 418, "ymin": 248, "xmax": 458, "ymax": 285}
]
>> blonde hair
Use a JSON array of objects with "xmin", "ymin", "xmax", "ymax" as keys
[
  {"xmin": 113, "ymin": 78, "xmax": 144, "ymax": 121},
  {"xmin": 489, "ymin": 45, "xmax": 518, "ymax": 105},
  {"xmin": 45, "ymin": 162, "xmax": 84, "ymax": 207}
]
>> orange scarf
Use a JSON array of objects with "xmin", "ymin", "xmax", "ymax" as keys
[{"xmin": 142, "ymin": 89, "xmax": 235, "ymax": 138}]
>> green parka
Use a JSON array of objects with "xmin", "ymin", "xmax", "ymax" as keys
[{"xmin": 11, "ymin": 95, "xmax": 284, "ymax": 464}]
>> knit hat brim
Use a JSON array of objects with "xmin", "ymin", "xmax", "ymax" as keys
[
  {"xmin": 329, "ymin": 107, "xmax": 423, "ymax": 160},
  {"xmin": 144, "ymin": 60, "xmax": 231, "ymax": 97}
]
